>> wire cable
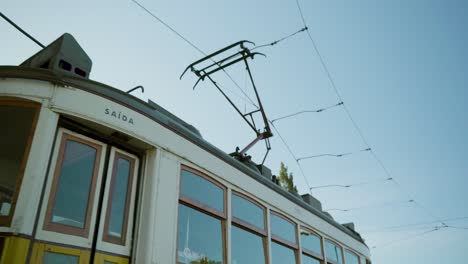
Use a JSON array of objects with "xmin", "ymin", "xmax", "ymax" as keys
[
  {"xmin": 269, "ymin": 121, "xmax": 312, "ymax": 191},
  {"xmin": 361, "ymin": 216, "xmax": 468, "ymax": 234},
  {"xmin": 252, "ymin": 27, "xmax": 308, "ymax": 51},
  {"xmin": 293, "ymin": 0, "xmax": 449, "ymax": 228},
  {"xmin": 310, "ymin": 177, "xmax": 392, "ymax": 191},
  {"xmin": 0, "ymin": 12, "xmax": 45, "ymax": 48},
  {"xmin": 324, "ymin": 199, "xmax": 414, "ymax": 213},
  {"xmin": 271, "ymin": 101, "xmax": 343, "ymax": 123},
  {"xmin": 371, "ymin": 226, "xmax": 447, "ymax": 250},
  {"xmin": 131, "ymin": 0, "xmax": 259, "ymax": 109},
  {"xmin": 297, "ymin": 148, "xmax": 371, "ymax": 162}
]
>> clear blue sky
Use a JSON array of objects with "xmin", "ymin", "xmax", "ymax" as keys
[{"xmin": 2, "ymin": 0, "xmax": 468, "ymax": 263}]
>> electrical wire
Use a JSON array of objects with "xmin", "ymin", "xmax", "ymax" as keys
[
  {"xmin": 310, "ymin": 177, "xmax": 392, "ymax": 191},
  {"xmin": 293, "ymin": 0, "xmax": 449, "ymax": 229},
  {"xmin": 0, "ymin": 12, "xmax": 45, "ymax": 48},
  {"xmin": 361, "ymin": 216, "xmax": 468, "ymax": 234},
  {"xmin": 324, "ymin": 199, "xmax": 414, "ymax": 213},
  {"xmin": 252, "ymin": 26, "xmax": 308, "ymax": 51},
  {"xmin": 271, "ymin": 101, "xmax": 343, "ymax": 123},
  {"xmin": 371, "ymin": 226, "xmax": 447, "ymax": 250},
  {"xmin": 131, "ymin": 0, "xmax": 259, "ymax": 109},
  {"xmin": 269, "ymin": 121, "xmax": 312, "ymax": 191},
  {"xmin": 296, "ymin": 148, "xmax": 371, "ymax": 162}
]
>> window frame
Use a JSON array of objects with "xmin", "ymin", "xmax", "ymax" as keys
[
  {"xmin": 324, "ymin": 239, "xmax": 344, "ymax": 264},
  {"xmin": 176, "ymin": 165, "xmax": 227, "ymax": 264},
  {"xmin": 0, "ymin": 97, "xmax": 40, "ymax": 226},
  {"xmin": 270, "ymin": 210, "xmax": 299, "ymax": 264},
  {"xmin": 344, "ymin": 248, "xmax": 361, "ymax": 264},
  {"xmin": 231, "ymin": 191, "xmax": 268, "ymax": 263},
  {"xmin": 102, "ymin": 151, "xmax": 137, "ymax": 245},
  {"xmin": 43, "ymin": 132, "xmax": 104, "ymax": 237},
  {"xmin": 300, "ymin": 227, "xmax": 324, "ymax": 262},
  {"xmin": 179, "ymin": 166, "xmax": 227, "ymax": 219}
]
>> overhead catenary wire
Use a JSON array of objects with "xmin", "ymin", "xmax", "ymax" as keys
[
  {"xmin": 361, "ymin": 216, "xmax": 468, "ymax": 234},
  {"xmin": 271, "ymin": 101, "xmax": 343, "ymax": 123},
  {"xmin": 297, "ymin": 147, "xmax": 371, "ymax": 162},
  {"xmin": 0, "ymin": 12, "xmax": 45, "ymax": 48},
  {"xmin": 310, "ymin": 177, "xmax": 392, "ymax": 191},
  {"xmin": 293, "ymin": 0, "xmax": 449, "ymax": 228},
  {"xmin": 371, "ymin": 226, "xmax": 448, "ymax": 250},
  {"xmin": 252, "ymin": 26, "xmax": 308, "ymax": 51},
  {"xmin": 131, "ymin": 0, "xmax": 259, "ymax": 109},
  {"xmin": 324, "ymin": 199, "xmax": 415, "ymax": 213},
  {"xmin": 269, "ymin": 121, "xmax": 312, "ymax": 191}
]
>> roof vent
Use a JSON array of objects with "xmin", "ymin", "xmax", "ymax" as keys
[
  {"xmin": 256, "ymin": 164, "xmax": 273, "ymax": 180},
  {"xmin": 343, "ymin": 222, "xmax": 355, "ymax": 231},
  {"xmin": 301, "ymin": 194, "xmax": 323, "ymax": 211},
  {"xmin": 20, "ymin": 33, "xmax": 92, "ymax": 78}
]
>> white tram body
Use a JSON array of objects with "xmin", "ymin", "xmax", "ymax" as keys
[{"xmin": 0, "ymin": 34, "xmax": 371, "ymax": 264}]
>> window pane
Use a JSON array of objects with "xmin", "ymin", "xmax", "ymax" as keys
[
  {"xmin": 43, "ymin": 252, "xmax": 79, "ymax": 264},
  {"xmin": 232, "ymin": 194, "xmax": 264, "ymax": 230},
  {"xmin": 270, "ymin": 213, "xmax": 296, "ymax": 244},
  {"xmin": 301, "ymin": 231, "xmax": 322, "ymax": 256},
  {"xmin": 107, "ymin": 157, "xmax": 131, "ymax": 238},
  {"xmin": 271, "ymin": 241, "xmax": 296, "ymax": 264},
  {"xmin": 177, "ymin": 204, "xmax": 224, "ymax": 264},
  {"xmin": 0, "ymin": 104, "xmax": 36, "ymax": 217},
  {"xmin": 325, "ymin": 240, "xmax": 343, "ymax": 264},
  {"xmin": 345, "ymin": 250, "xmax": 360, "ymax": 264},
  {"xmin": 51, "ymin": 140, "xmax": 97, "ymax": 228},
  {"xmin": 302, "ymin": 254, "xmax": 321, "ymax": 264},
  {"xmin": 232, "ymin": 225, "xmax": 266, "ymax": 264},
  {"xmin": 180, "ymin": 169, "xmax": 224, "ymax": 212}
]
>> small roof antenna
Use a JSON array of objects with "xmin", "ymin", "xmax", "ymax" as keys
[{"xmin": 181, "ymin": 40, "xmax": 272, "ymax": 164}]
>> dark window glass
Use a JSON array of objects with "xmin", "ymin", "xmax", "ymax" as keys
[
  {"xmin": 270, "ymin": 213, "xmax": 296, "ymax": 244},
  {"xmin": 51, "ymin": 140, "xmax": 97, "ymax": 228},
  {"xmin": 0, "ymin": 237, "xmax": 5, "ymax": 258},
  {"xmin": 271, "ymin": 241, "xmax": 296, "ymax": 264},
  {"xmin": 302, "ymin": 254, "xmax": 321, "ymax": 264},
  {"xmin": 301, "ymin": 231, "xmax": 322, "ymax": 256},
  {"xmin": 0, "ymin": 104, "xmax": 37, "ymax": 218},
  {"xmin": 325, "ymin": 240, "xmax": 343, "ymax": 264},
  {"xmin": 177, "ymin": 204, "xmax": 223, "ymax": 264},
  {"xmin": 180, "ymin": 169, "xmax": 224, "ymax": 212},
  {"xmin": 107, "ymin": 158, "xmax": 131, "ymax": 238},
  {"xmin": 43, "ymin": 252, "xmax": 79, "ymax": 264},
  {"xmin": 232, "ymin": 225, "xmax": 266, "ymax": 264},
  {"xmin": 345, "ymin": 250, "xmax": 360, "ymax": 264},
  {"xmin": 232, "ymin": 194, "xmax": 264, "ymax": 230}
]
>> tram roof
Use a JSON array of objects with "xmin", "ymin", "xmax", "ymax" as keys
[{"xmin": 0, "ymin": 66, "xmax": 368, "ymax": 247}]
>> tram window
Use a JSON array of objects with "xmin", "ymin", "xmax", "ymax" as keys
[
  {"xmin": 345, "ymin": 250, "xmax": 360, "ymax": 264},
  {"xmin": 302, "ymin": 254, "xmax": 321, "ymax": 264},
  {"xmin": 177, "ymin": 167, "xmax": 226, "ymax": 264},
  {"xmin": 231, "ymin": 192, "xmax": 267, "ymax": 264},
  {"xmin": 0, "ymin": 99, "xmax": 39, "ymax": 225},
  {"xmin": 301, "ymin": 230, "xmax": 323, "ymax": 257},
  {"xmin": 270, "ymin": 212, "xmax": 297, "ymax": 244},
  {"xmin": 43, "ymin": 251, "xmax": 79, "ymax": 264},
  {"xmin": 232, "ymin": 225, "xmax": 266, "ymax": 264},
  {"xmin": 177, "ymin": 204, "xmax": 224, "ymax": 264},
  {"xmin": 44, "ymin": 134, "xmax": 103, "ymax": 236},
  {"xmin": 301, "ymin": 230, "xmax": 323, "ymax": 262},
  {"xmin": 325, "ymin": 240, "xmax": 343, "ymax": 264},
  {"xmin": 103, "ymin": 153, "xmax": 135, "ymax": 245},
  {"xmin": 232, "ymin": 193, "xmax": 265, "ymax": 230},
  {"xmin": 180, "ymin": 168, "xmax": 224, "ymax": 213},
  {"xmin": 271, "ymin": 241, "xmax": 296, "ymax": 264}
]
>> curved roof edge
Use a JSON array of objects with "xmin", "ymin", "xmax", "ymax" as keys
[{"xmin": 0, "ymin": 66, "xmax": 368, "ymax": 248}]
